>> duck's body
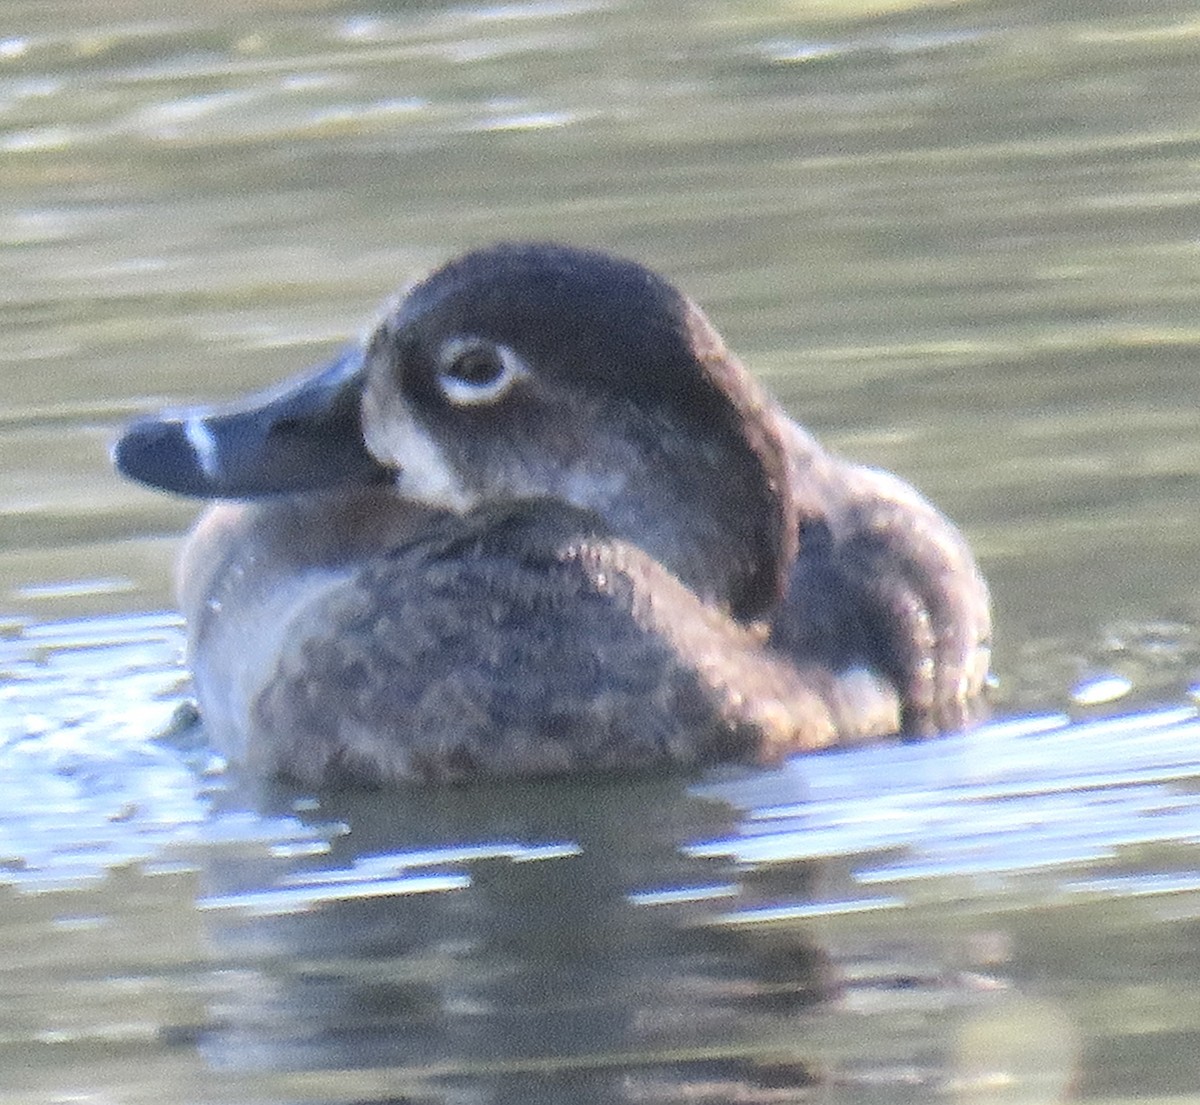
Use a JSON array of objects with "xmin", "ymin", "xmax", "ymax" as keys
[{"xmin": 115, "ymin": 243, "xmax": 990, "ymax": 785}]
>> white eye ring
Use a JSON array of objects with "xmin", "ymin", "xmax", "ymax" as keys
[{"xmin": 435, "ymin": 337, "xmax": 528, "ymax": 406}]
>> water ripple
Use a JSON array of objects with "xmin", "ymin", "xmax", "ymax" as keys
[{"xmin": 690, "ymin": 706, "xmax": 1200, "ymax": 922}]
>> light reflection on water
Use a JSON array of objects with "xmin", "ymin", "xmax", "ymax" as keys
[
  {"xmin": 5, "ymin": 0, "xmax": 1200, "ymax": 1100},
  {"xmin": 693, "ymin": 707, "xmax": 1200, "ymax": 897},
  {"xmin": 5, "ymin": 612, "xmax": 1200, "ymax": 1100}
]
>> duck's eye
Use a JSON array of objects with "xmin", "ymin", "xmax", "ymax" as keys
[{"xmin": 435, "ymin": 338, "xmax": 527, "ymax": 406}]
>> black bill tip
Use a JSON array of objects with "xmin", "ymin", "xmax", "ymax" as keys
[{"xmin": 113, "ymin": 414, "xmax": 222, "ymax": 498}]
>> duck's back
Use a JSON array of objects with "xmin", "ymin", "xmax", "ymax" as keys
[{"xmin": 235, "ymin": 500, "xmax": 900, "ymax": 785}]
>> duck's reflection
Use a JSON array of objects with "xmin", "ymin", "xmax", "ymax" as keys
[{"xmin": 192, "ymin": 771, "xmax": 1032, "ymax": 1104}]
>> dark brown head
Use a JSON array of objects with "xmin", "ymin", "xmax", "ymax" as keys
[{"xmin": 115, "ymin": 243, "xmax": 800, "ymax": 619}]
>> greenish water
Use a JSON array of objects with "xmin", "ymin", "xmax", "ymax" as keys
[{"xmin": 4, "ymin": 1, "xmax": 1200, "ymax": 1101}]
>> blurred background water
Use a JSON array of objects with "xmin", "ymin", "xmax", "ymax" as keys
[{"xmin": 4, "ymin": 1, "xmax": 1200, "ymax": 1102}]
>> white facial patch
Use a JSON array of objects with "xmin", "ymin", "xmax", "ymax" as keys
[
  {"xmin": 183, "ymin": 415, "xmax": 222, "ymax": 481},
  {"xmin": 362, "ymin": 389, "xmax": 477, "ymax": 513}
]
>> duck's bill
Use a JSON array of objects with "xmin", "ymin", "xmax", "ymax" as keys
[{"xmin": 113, "ymin": 346, "xmax": 389, "ymax": 498}]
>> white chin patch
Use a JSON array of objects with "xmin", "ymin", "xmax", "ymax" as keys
[{"xmin": 365, "ymin": 401, "xmax": 476, "ymax": 512}]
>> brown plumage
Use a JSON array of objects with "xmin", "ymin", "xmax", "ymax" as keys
[{"xmin": 115, "ymin": 243, "xmax": 990, "ymax": 785}]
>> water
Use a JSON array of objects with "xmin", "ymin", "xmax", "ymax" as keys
[{"xmin": 4, "ymin": 0, "xmax": 1200, "ymax": 1101}]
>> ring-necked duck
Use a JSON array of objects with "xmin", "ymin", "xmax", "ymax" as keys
[{"xmin": 115, "ymin": 243, "xmax": 990, "ymax": 785}]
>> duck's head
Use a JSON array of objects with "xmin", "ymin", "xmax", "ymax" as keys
[{"xmin": 115, "ymin": 243, "xmax": 803, "ymax": 619}]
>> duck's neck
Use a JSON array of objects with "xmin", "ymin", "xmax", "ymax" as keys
[{"xmin": 541, "ymin": 404, "xmax": 794, "ymax": 622}]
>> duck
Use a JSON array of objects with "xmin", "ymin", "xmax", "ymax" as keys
[{"xmin": 114, "ymin": 242, "xmax": 991, "ymax": 786}]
